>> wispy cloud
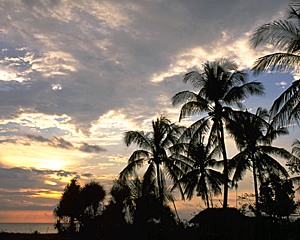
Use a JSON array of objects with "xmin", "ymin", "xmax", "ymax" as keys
[{"xmin": 13, "ymin": 133, "xmax": 107, "ymax": 153}]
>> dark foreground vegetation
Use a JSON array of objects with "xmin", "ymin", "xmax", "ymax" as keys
[{"xmin": 2, "ymin": 209, "xmax": 300, "ymax": 240}]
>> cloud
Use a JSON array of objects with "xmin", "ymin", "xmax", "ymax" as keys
[
  {"xmin": 275, "ymin": 81, "xmax": 288, "ymax": 89},
  {"xmin": 0, "ymin": 166, "xmax": 106, "ymax": 210},
  {"xmin": 0, "ymin": 0, "xmax": 290, "ymax": 135},
  {"xmin": 22, "ymin": 133, "xmax": 107, "ymax": 153},
  {"xmin": 78, "ymin": 142, "xmax": 107, "ymax": 153}
]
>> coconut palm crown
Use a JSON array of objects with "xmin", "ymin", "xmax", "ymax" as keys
[
  {"xmin": 172, "ymin": 59, "xmax": 265, "ymax": 207},
  {"xmin": 250, "ymin": 3, "xmax": 300, "ymax": 127},
  {"xmin": 119, "ymin": 116, "xmax": 190, "ymax": 202},
  {"xmin": 227, "ymin": 108, "xmax": 291, "ymax": 215}
]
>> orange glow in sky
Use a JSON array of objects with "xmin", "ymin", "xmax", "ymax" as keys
[{"xmin": 0, "ymin": 210, "xmax": 56, "ymax": 223}]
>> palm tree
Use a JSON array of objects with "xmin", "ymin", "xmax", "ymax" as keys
[
  {"xmin": 172, "ymin": 59, "xmax": 265, "ymax": 207},
  {"xmin": 178, "ymin": 137, "xmax": 224, "ymax": 208},
  {"xmin": 119, "ymin": 115, "xmax": 189, "ymax": 203},
  {"xmin": 250, "ymin": 3, "xmax": 300, "ymax": 127},
  {"xmin": 228, "ymin": 108, "xmax": 291, "ymax": 215}
]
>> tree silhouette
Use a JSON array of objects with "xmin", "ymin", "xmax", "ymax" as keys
[
  {"xmin": 228, "ymin": 108, "xmax": 291, "ymax": 216},
  {"xmin": 81, "ymin": 181, "xmax": 106, "ymax": 218},
  {"xmin": 177, "ymin": 134, "xmax": 224, "ymax": 208},
  {"xmin": 259, "ymin": 174, "xmax": 297, "ymax": 219},
  {"xmin": 286, "ymin": 139, "xmax": 300, "ymax": 194},
  {"xmin": 250, "ymin": 3, "xmax": 300, "ymax": 127},
  {"xmin": 119, "ymin": 116, "xmax": 189, "ymax": 203},
  {"xmin": 54, "ymin": 178, "xmax": 82, "ymax": 233},
  {"xmin": 102, "ymin": 177, "xmax": 177, "ymax": 228},
  {"xmin": 172, "ymin": 59, "xmax": 265, "ymax": 207},
  {"xmin": 54, "ymin": 178, "xmax": 106, "ymax": 234}
]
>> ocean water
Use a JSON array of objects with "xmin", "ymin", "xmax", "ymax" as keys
[{"xmin": 0, "ymin": 223, "xmax": 57, "ymax": 234}]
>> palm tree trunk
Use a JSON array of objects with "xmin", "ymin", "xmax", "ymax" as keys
[
  {"xmin": 172, "ymin": 199, "xmax": 181, "ymax": 222},
  {"xmin": 252, "ymin": 158, "xmax": 260, "ymax": 217},
  {"xmin": 205, "ymin": 190, "xmax": 210, "ymax": 208},
  {"xmin": 219, "ymin": 121, "xmax": 228, "ymax": 208},
  {"xmin": 156, "ymin": 162, "xmax": 163, "ymax": 204}
]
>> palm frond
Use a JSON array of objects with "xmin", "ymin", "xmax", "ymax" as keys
[
  {"xmin": 172, "ymin": 91, "xmax": 198, "ymax": 106},
  {"xmin": 181, "ymin": 169, "xmax": 199, "ymax": 200},
  {"xmin": 229, "ymin": 150, "xmax": 251, "ymax": 185},
  {"xmin": 290, "ymin": 176, "xmax": 300, "ymax": 192},
  {"xmin": 250, "ymin": 20, "xmax": 299, "ymax": 50},
  {"xmin": 206, "ymin": 169, "xmax": 223, "ymax": 195},
  {"xmin": 179, "ymin": 101, "xmax": 208, "ymax": 120},
  {"xmin": 259, "ymin": 152, "xmax": 289, "ymax": 178},
  {"xmin": 259, "ymin": 145, "xmax": 293, "ymax": 160},
  {"xmin": 119, "ymin": 157, "xmax": 147, "ymax": 180},
  {"xmin": 124, "ymin": 131, "xmax": 151, "ymax": 149},
  {"xmin": 142, "ymin": 161, "xmax": 157, "ymax": 193},
  {"xmin": 252, "ymin": 52, "xmax": 300, "ymax": 75},
  {"xmin": 270, "ymin": 79, "xmax": 300, "ymax": 123},
  {"xmin": 183, "ymin": 71, "xmax": 204, "ymax": 88},
  {"xmin": 223, "ymin": 81, "xmax": 265, "ymax": 105}
]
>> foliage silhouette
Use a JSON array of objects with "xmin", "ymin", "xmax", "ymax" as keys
[
  {"xmin": 250, "ymin": 3, "xmax": 300, "ymax": 127},
  {"xmin": 119, "ymin": 115, "xmax": 189, "ymax": 203},
  {"xmin": 259, "ymin": 174, "xmax": 297, "ymax": 219},
  {"xmin": 103, "ymin": 177, "xmax": 177, "ymax": 228},
  {"xmin": 54, "ymin": 178, "xmax": 81, "ymax": 233},
  {"xmin": 81, "ymin": 181, "xmax": 106, "ymax": 218},
  {"xmin": 54, "ymin": 178, "xmax": 106, "ymax": 234},
  {"xmin": 176, "ymin": 134, "xmax": 224, "ymax": 208},
  {"xmin": 227, "ymin": 108, "xmax": 291, "ymax": 216},
  {"xmin": 172, "ymin": 59, "xmax": 265, "ymax": 207}
]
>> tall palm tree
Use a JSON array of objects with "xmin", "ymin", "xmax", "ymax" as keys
[
  {"xmin": 172, "ymin": 59, "xmax": 265, "ymax": 207},
  {"xmin": 228, "ymin": 108, "xmax": 291, "ymax": 215},
  {"xmin": 250, "ymin": 3, "xmax": 300, "ymax": 127},
  {"xmin": 178, "ymin": 137, "xmax": 224, "ymax": 208},
  {"xmin": 119, "ymin": 116, "xmax": 189, "ymax": 203}
]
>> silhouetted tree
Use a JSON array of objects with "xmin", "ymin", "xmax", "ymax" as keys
[
  {"xmin": 54, "ymin": 178, "xmax": 106, "ymax": 234},
  {"xmin": 259, "ymin": 174, "xmax": 297, "ymax": 219},
  {"xmin": 228, "ymin": 108, "xmax": 291, "ymax": 216},
  {"xmin": 102, "ymin": 177, "xmax": 177, "ymax": 229},
  {"xmin": 177, "ymin": 135, "xmax": 223, "ymax": 208},
  {"xmin": 81, "ymin": 181, "xmax": 106, "ymax": 218},
  {"xmin": 250, "ymin": 3, "xmax": 300, "ymax": 127},
  {"xmin": 119, "ymin": 116, "xmax": 188, "ymax": 203},
  {"xmin": 172, "ymin": 59, "xmax": 265, "ymax": 207},
  {"xmin": 54, "ymin": 178, "xmax": 82, "ymax": 233}
]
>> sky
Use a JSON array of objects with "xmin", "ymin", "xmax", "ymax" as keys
[{"xmin": 0, "ymin": 0, "xmax": 299, "ymax": 223}]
